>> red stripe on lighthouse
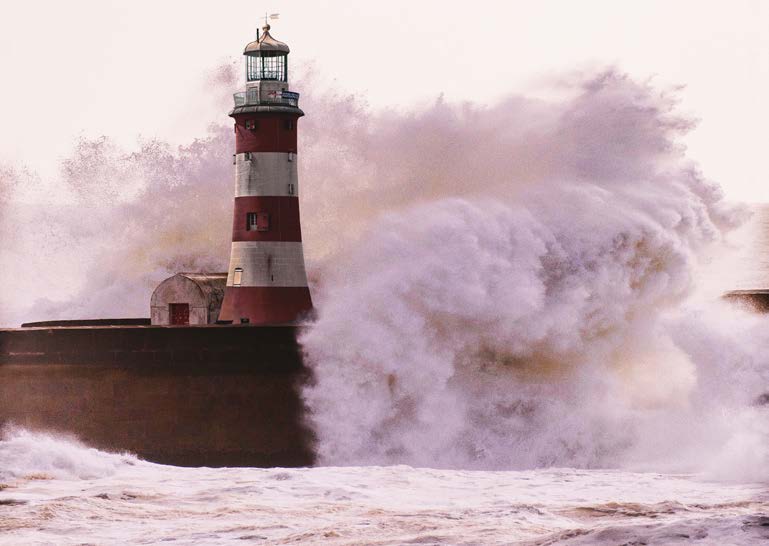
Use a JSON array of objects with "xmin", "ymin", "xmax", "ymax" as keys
[
  {"xmin": 231, "ymin": 196, "xmax": 303, "ymax": 242},
  {"xmin": 219, "ymin": 286, "xmax": 313, "ymax": 324},
  {"xmin": 235, "ymin": 115, "xmax": 299, "ymax": 153}
]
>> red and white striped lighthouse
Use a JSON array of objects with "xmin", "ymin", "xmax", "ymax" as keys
[{"xmin": 219, "ymin": 22, "xmax": 313, "ymax": 325}]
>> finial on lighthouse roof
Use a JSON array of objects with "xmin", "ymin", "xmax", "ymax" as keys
[{"xmin": 244, "ymin": 13, "xmax": 289, "ymax": 55}]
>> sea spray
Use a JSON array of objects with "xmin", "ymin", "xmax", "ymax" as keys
[
  {"xmin": 299, "ymin": 71, "xmax": 767, "ymax": 474},
  {"xmin": 0, "ymin": 426, "xmax": 137, "ymax": 482}
]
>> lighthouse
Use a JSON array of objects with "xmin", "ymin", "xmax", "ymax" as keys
[{"xmin": 219, "ymin": 22, "xmax": 313, "ymax": 325}]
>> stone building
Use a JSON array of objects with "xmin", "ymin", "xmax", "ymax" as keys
[{"xmin": 150, "ymin": 273, "xmax": 227, "ymax": 325}]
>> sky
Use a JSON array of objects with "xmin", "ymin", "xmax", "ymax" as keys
[{"xmin": 0, "ymin": 0, "xmax": 767, "ymax": 201}]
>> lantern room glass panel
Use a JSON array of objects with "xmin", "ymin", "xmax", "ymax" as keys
[{"xmin": 247, "ymin": 53, "xmax": 287, "ymax": 82}]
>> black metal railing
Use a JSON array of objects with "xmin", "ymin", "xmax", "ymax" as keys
[{"xmin": 233, "ymin": 91, "xmax": 299, "ymax": 108}]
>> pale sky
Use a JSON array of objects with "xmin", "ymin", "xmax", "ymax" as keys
[{"xmin": 1, "ymin": 0, "xmax": 767, "ymax": 201}]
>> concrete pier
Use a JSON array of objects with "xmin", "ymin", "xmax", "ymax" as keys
[{"xmin": 0, "ymin": 325, "xmax": 315, "ymax": 467}]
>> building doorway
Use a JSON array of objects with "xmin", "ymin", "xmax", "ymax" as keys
[{"xmin": 169, "ymin": 303, "xmax": 190, "ymax": 325}]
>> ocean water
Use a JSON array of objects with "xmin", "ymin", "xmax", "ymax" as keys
[{"xmin": 1, "ymin": 429, "xmax": 767, "ymax": 546}]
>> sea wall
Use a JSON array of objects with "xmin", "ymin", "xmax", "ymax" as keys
[
  {"xmin": 21, "ymin": 318, "xmax": 151, "ymax": 328},
  {"xmin": 723, "ymin": 290, "xmax": 769, "ymax": 313},
  {"xmin": 0, "ymin": 325, "xmax": 315, "ymax": 467}
]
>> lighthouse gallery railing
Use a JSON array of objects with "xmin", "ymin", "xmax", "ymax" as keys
[{"xmin": 233, "ymin": 90, "xmax": 300, "ymax": 108}]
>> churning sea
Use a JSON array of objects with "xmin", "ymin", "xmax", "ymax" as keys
[{"xmin": 0, "ymin": 428, "xmax": 768, "ymax": 545}]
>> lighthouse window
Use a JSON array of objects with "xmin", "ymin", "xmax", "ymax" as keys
[
  {"xmin": 246, "ymin": 212, "xmax": 270, "ymax": 232},
  {"xmin": 233, "ymin": 268, "xmax": 243, "ymax": 286},
  {"xmin": 246, "ymin": 53, "xmax": 287, "ymax": 82}
]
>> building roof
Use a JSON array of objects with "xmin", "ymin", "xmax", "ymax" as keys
[
  {"xmin": 176, "ymin": 273, "xmax": 227, "ymax": 299},
  {"xmin": 244, "ymin": 24, "xmax": 290, "ymax": 55},
  {"xmin": 150, "ymin": 272, "xmax": 227, "ymax": 307}
]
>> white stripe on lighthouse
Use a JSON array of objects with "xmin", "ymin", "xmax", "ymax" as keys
[
  {"xmin": 225, "ymin": 241, "xmax": 309, "ymax": 287},
  {"xmin": 235, "ymin": 152, "xmax": 298, "ymax": 197}
]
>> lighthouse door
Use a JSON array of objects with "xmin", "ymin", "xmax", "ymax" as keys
[{"xmin": 169, "ymin": 303, "xmax": 190, "ymax": 325}]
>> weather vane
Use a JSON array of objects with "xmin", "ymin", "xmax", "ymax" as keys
[
  {"xmin": 262, "ymin": 12, "xmax": 279, "ymax": 27},
  {"xmin": 257, "ymin": 12, "xmax": 279, "ymax": 39}
]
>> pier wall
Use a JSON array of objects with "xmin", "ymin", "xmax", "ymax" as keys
[
  {"xmin": 723, "ymin": 290, "xmax": 769, "ymax": 313},
  {"xmin": 0, "ymin": 325, "xmax": 315, "ymax": 467}
]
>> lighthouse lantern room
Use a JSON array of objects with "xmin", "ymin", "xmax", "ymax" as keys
[{"xmin": 218, "ymin": 22, "xmax": 313, "ymax": 325}]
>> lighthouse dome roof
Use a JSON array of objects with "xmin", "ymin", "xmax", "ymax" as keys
[{"xmin": 244, "ymin": 24, "xmax": 290, "ymax": 55}]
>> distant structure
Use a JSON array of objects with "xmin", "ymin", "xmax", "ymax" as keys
[
  {"xmin": 151, "ymin": 273, "xmax": 227, "ymax": 325},
  {"xmin": 723, "ymin": 289, "xmax": 769, "ymax": 313},
  {"xmin": 218, "ymin": 22, "xmax": 313, "ymax": 325}
]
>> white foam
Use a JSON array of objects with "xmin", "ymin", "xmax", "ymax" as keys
[
  {"xmin": 0, "ymin": 438, "xmax": 766, "ymax": 545},
  {"xmin": 299, "ymin": 72, "xmax": 769, "ymax": 479},
  {"xmin": 0, "ymin": 426, "xmax": 140, "ymax": 482}
]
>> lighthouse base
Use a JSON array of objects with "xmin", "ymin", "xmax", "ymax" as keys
[{"xmin": 219, "ymin": 286, "xmax": 313, "ymax": 325}]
